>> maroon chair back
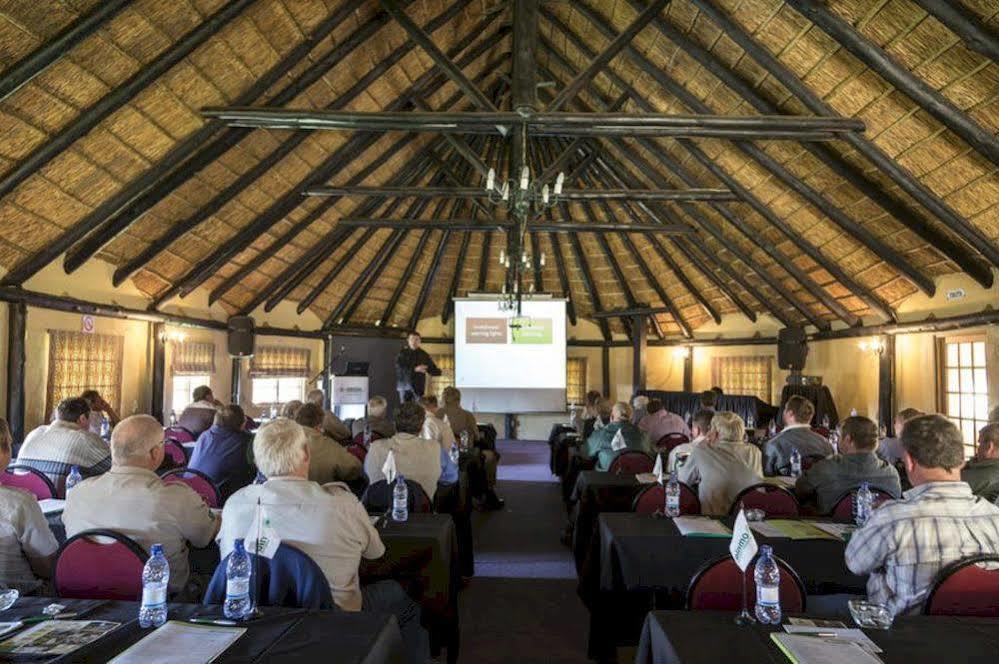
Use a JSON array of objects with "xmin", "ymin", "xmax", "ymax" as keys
[
  {"xmin": 923, "ymin": 555, "xmax": 999, "ymax": 617},
  {"xmin": 1, "ymin": 465, "xmax": 57, "ymax": 500},
  {"xmin": 165, "ymin": 426, "xmax": 196, "ymax": 443},
  {"xmin": 361, "ymin": 479, "xmax": 433, "ymax": 514},
  {"xmin": 632, "ymin": 482, "xmax": 701, "ymax": 515},
  {"xmin": 608, "ymin": 451, "xmax": 654, "ymax": 475},
  {"xmin": 161, "ymin": 467, "xmax": 220, "ymax": 508},
  {"xmin": 163, "ymin": 439, "xmax": 189, "ymax": 466},
  {"xmin": 829, "ymin": 487, "xmax": 895, "ymax": 521},
  {"xmin": 686, "ymin": 555, "xmax": 806, "ymax": 612},
  {"xmin": 346, "ymin": 444, "xmax": 367, "ymax": 463},
  {"xmin": 655, "ymin": 433, "xmax": 690, "ymax": 454},
  {"xmin": 352, "ymin": 431, "xmax": 382, "ymax": 446},
  {"xmin": 54, "ymin": 529, "xmax": 148, "ymax": 600},
  {"xmin": 810, "ymin": 426, "xmax": 830, "ymax": 439},
  {"xmin": 729, "ymin": 483, "xmax": 800, "ymax": 518}
]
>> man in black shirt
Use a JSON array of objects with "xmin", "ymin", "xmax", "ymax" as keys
[{"xmin": 395, "ymin": 331, "xmax": 441, "ymax": 403}]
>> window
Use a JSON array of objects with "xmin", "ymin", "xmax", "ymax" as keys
[
  {"xmin": 251, "ymin": 377, "xmax": 306, "ymax": 407},
  {"xmin": 249, "ymin": 346, "xmax": 311, "ymax": 408},
  {"xmin": 46, "ymin": 331, "xmax": 124, "ymax": 418},
  {"xmin": 427, "ymin": 355, "xmax": 455, "ymax": 402},
  {"xmin": 711, "ymin": 355, "xmax": 773, "ymax": 403},
  {"xmin": 940, "ymin": 336, "xmax": 989, "ymax": 457},
  {"xmin": 169, "ymin": 340, "xmax": 216, "ymax": 413},
  {"xmin": 566, "ymin": 357, "xmax": 587, "ymax": 406},
  {"xmin": 171, "ymin": 375, "xmax": 210, "ymax": 413}
]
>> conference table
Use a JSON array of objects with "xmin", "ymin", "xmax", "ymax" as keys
[
  {"xmin": 0, "ymin": 597, "xmax": 404, "ymax": 662},
  {"xmin": 580, "ymin": 513, "xmax": 866, "ymax": 659},
  {"xmin": 570, "ymin": 471, "xmax": 645, "ymax": 572},
  {"xmin": 635, "ymin": 610, "xmax": 999, "ymax": 663}
]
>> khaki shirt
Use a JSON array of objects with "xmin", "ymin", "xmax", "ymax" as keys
[
  {"xmin": 63, "ymin": 466, "xmax": 218, "ymax": 592},
  {"xmin": 321, "ymin": 410, "xmax": 352, "ymax": 442},
  {"xmin": 678, "ymin": 440, "xmax": 762, "ymax": 516},
  {"xmin": 0, "ymin": 486, "xmax": 59, "ymax": 593},
  {"xmin": 302, "ymin": 426, "xmax": 362, "ymax": 484},
  {"xmin": 440, "ymin": 404, "xmax": 479, "ymax": 444},
  {"xmin": 365, "ymin": 432, "xmax": 442, "ymax": 499},
  {"xmin": 218, "ymin": 477, "xmax": 384, "ymax": 611}
]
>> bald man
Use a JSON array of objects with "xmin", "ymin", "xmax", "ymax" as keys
[{"xmin": 63, "ymin": 415, "xmax": 219, "ymax": 596}]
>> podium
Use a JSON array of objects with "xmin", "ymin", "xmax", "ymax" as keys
[{"xmin": 332, "ymin": 361, "xmax": 369, "ymax": 420}]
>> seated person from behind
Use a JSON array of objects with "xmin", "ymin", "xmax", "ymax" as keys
[
  {"xmin": 795, "ymin": 416, "xmax": 901, "ymax": 514},
  {"xmin": 440, "ymin": 387, "xmax": 501, "ymax": 508},
  {"xmin": 762, "ymin": 395, "xmax": 833, "ymax": 476},
  {"xmin": 586, "ymin": 398, "xmax": 613, "ymax": 440},
  {"xmin": 876, "ymin": 407, "xmax": 923, "ymax": 465},
  {"xmin": 17, "ymin": 397, "xmax": 111, "ymax": 489},
  {"xmin": 0, "ymin": 417, "xmax": 59, "ymax": 594},
  {"xmin": 280, "ymin": 400, "xmax": 303, "ymax": 420},
  {"xmin": 678, "ymin": 411, "xmax": 762, "ymax": 516},
  {"xmin": 698, "ymin": 389, "xmax": 718, "ymax": 412},
  {"xmin": 668, "ymin": 409, "xmax": 714, "ymax": 471},
  {"xmin": 80, "ymin": 389, "xmax": 120, "ymax": 437},
  {"xmin": 218, "ymin": 419, "xmax": 429, "ymax": 664},
  {"xmin": 176, "ymin": 385, "xmax": 221, "ymax": 437},
  {"xmin": 631, "ymin": 395, "xmax": 649, "ymax": 425},
  {"xmin": 305, "ymin": 388, "xmax": 351, "ymax": 442},
  {"xmin": 573, "ymin": 390, "xmax": 603, "ymax": 434},
  {"xmin": 961, "ymin": 423, "xmax": 999, "ymax": 503},
  {"xmin": 639, "ymin": 398, "xmax": 691, "ymax": 445},
  {"xmin": 187, "ymin": 404, "xmax": 256, "ymax": 502},
  {"xmin": 294, "ymin": 403, "xmax": 362, "ymax": 485},
  {"xmin": 365, "ymin": 402, "xmax": 456, "ymax": 498},
  {"xmin": 63, "ymin": 415, "xmax": 219, "ymax": 596},
  {"xmin": 419, "ymin": 395, "xmax": 456, "ymax": 452},
  {"xmin": 846, "ymin": 414, "xmax": 999, "ymax": 617},
  {"xmin": 351, "ymin": 396, "xmax": 397, "ymax": 441},
  {"xmin": 584, "ymin": 401, "xmax": 650, "ymax": 472}
]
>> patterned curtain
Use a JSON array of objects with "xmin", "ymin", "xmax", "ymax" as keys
[
  {"xmin": 46, "ymin": 331, "xmax": 124, "ymax": 418},
  {"xmin": 711, "ymin": 356, "xmax": 773, "ymax": 402},
  {"xmin": 249, "ymin": 346, "xmax": 311, "ymax": 377},
  {"xmin": 171, "ymin": 341, "xmax": 215, "ymax": 375},
  {"xmin": 566, "ymin": 357, "xmax": 587, "ymax": 405},
  {"xmin": 427, "ymin": 355, "xmax": 455, "ymax": 401}
]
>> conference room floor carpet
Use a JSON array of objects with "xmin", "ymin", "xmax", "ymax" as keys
[{"xmin": 458, "ymin": 439, "xmax": 590, "ymax": 663}]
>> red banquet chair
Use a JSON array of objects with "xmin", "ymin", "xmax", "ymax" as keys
[
  {"xmin": 923, "ymin": 554, "xmax": 999, "ymax": 617},
  {"xmin": 829, "ymin": 487, "xmax": 895, "ymax": 521},
  {"xmin": 685, "ymin": 554, "xmax": 806, "ymax": 612},
  {"xmin": 729, "ymin": 483, "xmax": 800, "ymax": 518},
  {"xmin": 162, "ymin": 439, "xmax": 189, "ymax": 466},
  {"xmin": 655, "ymin": 433, "xmax": 690, "ymax": 454},
  {"xmin": 632, "ymin": 482, "xmax": 701, "ymax": 515},
  {"xmin": 608, "ymin": 451, "xmax": 655, "ymax": 475},
  {"xmin": 54, "ymin": 529, "xmax": 148, "ymax": 601},
  {"xmin": 346, "ymin": 444, "xmax": 367, "ymax": 463},
  {"xmin": 353, "ymin": 431, "xmax": 383, "ymax": 447},
  {"xmin": 810, "ymin": 426, "xmax": 830, "ymax": 439},
  {"xmin": 160, "ymin": 467, "xmax": 221, "ymax": 508},
  {"xmin": 1, "ymin": 465, "xmax": 57, "ymax": 500},
  {"xmin": 164, "ymin": 426, "xmax": 196, "ymax": 443}
]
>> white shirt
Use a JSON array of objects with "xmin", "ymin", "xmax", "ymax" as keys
[
  {"xmin": 668, "ymin": 435, "xmax": 706, "ymax": 471},
  {"xmin": 365, "ymin": 432, "xmax": 442, "ymax": 499},
  {"xmin": 0, "ymin": 487, "xmax": 59, "ymax": 593},
  {"xmin": 422, "ymin": 412, "xmax": 455, "ymax": 451},
  {"xmin": 218, "ymin": 477, "xmax": 384, "ymax": 611}
]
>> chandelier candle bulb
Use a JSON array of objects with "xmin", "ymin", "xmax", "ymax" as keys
[
  {"xmin": 520, "ymin": 166, "xmax": 530, "ymax": 190},
  {"xmin": 542, "ymin": 184, "xmax": 550, "ymax": 204},
  {"xmin": 486, "ymin": 167, "xmax": 495, "ymax": 191},
  {"xmin": 499, "ymin": 249, "xmax": 505, "ymax": 265},
  {"xmin": 555, "ymin": 172, "xmax": 565, "ymax": 195},
  {"xmin": 501, "ymin": 182, "xmax": 509, "ymax": 201}
]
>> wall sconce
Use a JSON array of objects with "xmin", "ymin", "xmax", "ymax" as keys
[
  {"xmin": 160, "ymin": 329, "xmax": 188, "ymax": 344},
  {"xmin": 858, "ymin": 338, "xmax": 886, "ymax": 355},
  {"xmin": 673, "ymin": 346, "xmax": 690, "ymax": 359}
]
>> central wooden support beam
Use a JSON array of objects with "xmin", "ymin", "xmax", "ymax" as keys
[
  {"xmin": 305, "ymin": 185, "xmax": 737, "ymax": 201},
  {"xmin": 511, "ymin": 0, "xmax": 539, "ymax": 112},
  {"xmin": 151, "ymin": 323, "xmax": 166, "ymax": 423},
  {"xmin": 877, "ymin": 334, "xmax": 896, "ymax": 437},
  {"xmin": 335, "ymin": 218, "xmax": 694, "ymax": 233},
  {"xmin": 6, "ymin": 302, "xmax": 27, "ymax": 446},
  {"xmin": 632, "ymin": 313, "xmax": 648, "ymax": 394}
]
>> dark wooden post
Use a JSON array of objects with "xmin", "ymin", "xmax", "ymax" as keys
[
  {"xmin": 230, "ymin": 357, "xmax": 242, "ymax": 406},
  {"xmin": 6, "ymin": 302, "xmax": 26, "ymax": 447},
  {"xmin": 878, "ymin": 335, "xmax": 896, "ymax": 436},
  {"xmin": 683, "ymin": 346, "xmax": 693, "ymax": 393},
  {"xmin": 322, "ymin": 334, "xmax": 334, "ymax": 399},
  {"xmin": 151, "ymin": 323, "xmax": 166, "ymax": 423},
  {"xmin": 632, "ymin": 314, "xmax": 647, "ymax": 395},
  {"xmin": 602, "ymin": 346, "xmax": 611, "ymax": 398}
]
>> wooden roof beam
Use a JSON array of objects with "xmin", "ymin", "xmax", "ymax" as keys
[
  {"xmin": 560, "ymin": 203, "xmax": 611, "ymax": 341},
  {"xmin": 910, "ymin": 0, "xmax": 999, "ymax": 62},
  {"xmin": 408, "ymin": 199, "xmax": 468, "ymax": 330}
]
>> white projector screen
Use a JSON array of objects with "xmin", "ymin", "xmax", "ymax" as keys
[{"xmin": 454, "ymin": 298, "xmax": 567, "ymax": 413}]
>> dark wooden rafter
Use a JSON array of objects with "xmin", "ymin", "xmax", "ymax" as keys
[
  {"xmin": 910, "ymin": 0, "xmax": 999, "ymax": 62},
  {"xmin": 325, "ymin": 230, "xmax": 406, "ymax": 327},
  {"xmin": 294, "ymin": 228, "xmax": 376, "ymax": 314},
  {"xmin": 548, "ymin": 232, "xmax": 577, "ymax": 326},
  {"xmin": 336, "ymin": 219, "xmax": 692, "ymax": 233},
  {"xmin": 617, "ymin": 231, "xmax": 693, "ymax": 338},
  {"xmin": 565, "ymin": 223, "xmax": 612, "ymax": 341},
  {"xmin": 0, "ymin": 0, "xmax": 134, "ymax": 102},
  {"xmin": 408, "ymin": 199, "xmax": 468, "ymax": 330},
  {"xmin": 441, "ymin": 231, "xmax": 473, "ymax": 325}
]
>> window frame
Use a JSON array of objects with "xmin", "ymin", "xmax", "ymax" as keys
[
  {"xmin": 710, "ymin": 354, "xmax": 773, "ymax": 403},
  {"xmin": 250, "ymin": 376, "xmax": 307, "ymax": 408},
  {"xmin": 170, "ymin": 374, "xmax": 211, "ymax": 414},
  {"xmin": 936, "ymin": 334, "xmax": 989, "ymax": 458}
]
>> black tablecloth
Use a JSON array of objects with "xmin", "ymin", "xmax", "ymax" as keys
[
  {"xmin": 570, "ymin": 471, "xmax": 641, "ymax": 572},
  {"xmin": 636, "ymin": 610, "xmax": 999, "ymax": 664},
  {"xmin": 639, "ymin": 391, "xmax": 778, "ymax": 428},
  {"xmin": 780, "ymin": 384, "xmax": 839, "ymax": 427},
  {"xmin": 1, "ymin": 597, "xmax": 404, "ymax": 663}
]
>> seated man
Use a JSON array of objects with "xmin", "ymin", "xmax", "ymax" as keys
[
  {"xmin": 584, "ymin": 401, "xmax": 650, "ymax": 472},
  {"xmin": 17, "ymin": 397, "xmax": 111, "ymax": 489},
  {"xmin": 762, "ymin": 395, "xmax": 833, "ymax": 476},
  {"xmin": 846, "ymin": 414, "xmax": 999, "ymax": 617},
  {"xmin": 218, "ymin": 419, "xmax": 428, "ymax": 664},
  {"xmin": 351, "ymin": 396, "xmax": 397, "ymax": 441},
  {"xmin": 365, "ymin": 402, "xmax": 456, "ymax": 499},
  {"xmin": 668, "ymin": 409, "xmax": 713, "ymax": 471},
  {"xmin": 699, "ymin": 390, "xmax": 718, "ymax": 412},
  {"xmin": 177, "ymin": 385, "xmax": 220, "ymax": 437},
  {"xmin": 63, "ymin": 415, "xmax": 219, "ymax": 597},
  {"xmin": 294, "ymin": 405, "xmax": 362, "ymax": 485},
  {"xmin": 962, "ymin": 423, "xmax": 999, "ymax": 503},
  {"xmin": 639, "ymin": 398, "xmax": 691, "ymax": 445},
  {"xmin": 80, "ymin": 389, "xmax": 120, "ymax": 438},
  {"xmin": 187, "ymin": 404, "xmax": 256, "ymax": 502},
  {"xmin": 678, "ymin": 411, "xmax": 761, "ymax": 515},
  {"xmin": 280, "ymin": 400, "xmax": 303, "ymax": 420},
  {"xmin": 419, "ymin": 395, "xmax": 456, "ymax": 452},
  {"xmin": 795, "ymin": 416, "xmax": 901, "ymax": 514},
  {"xmin": 0, "ymin": 418, "xmax": 58, "ymax": 594},
  {"xmin": 441, "ymin": 387, "xmax": 503, "ymax": 509},
  {"xmin": 305, "ymin": 388, "xmax": 351, "ymax": 442},
  {"xmin": 631, "ymin": 395, "xmax": 649, "ymax": 425},
  {"xmin": 876, "ymin": 407, "xmax": 923, "ymax": 465}
]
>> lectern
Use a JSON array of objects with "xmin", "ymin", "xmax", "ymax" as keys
[{"xmin": 332, "ymin": 361, "xmax": 369, "ymax": 420}]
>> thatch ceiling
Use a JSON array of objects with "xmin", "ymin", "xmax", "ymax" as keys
[{"xmin": 0, "ymin": 0, "xmax": 996, "ymax": 338}]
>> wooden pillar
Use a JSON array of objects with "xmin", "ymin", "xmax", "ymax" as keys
[
  {"xmin": 322, "ymin": 334, "xmax": 334, "ymax": 399},
  {"xmin": 682, "ymin": 346, "xmax": 693, "ymax": 393},
  {"xmin": 151, "ymin": 323, "xmax": 166, "ymax": 423},
  {"xmin": 6, "ymin": 302, "xmax": 26, "ymax": 447},
  {"xmin": 601, "ymin": 345, "xmax": 610, "ymax": 398},
  {"xmin": 878, "ymin": 335, "xmax": 896, "ymax": 435},
  {"xmin": 230, "ymin": 357, "xmax": 242, "ymax": 406},
  {"xmin": 632, "ymin": 314, "xmax": 647, "ymax": 395}
]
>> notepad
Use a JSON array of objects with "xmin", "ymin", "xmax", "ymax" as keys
[
  {"xmin": 782, "ymin": 626, "xmax": 881, "ymax": 654},
  {"xmin": 109, "ymin": 621, "xmax": 246, "ymax": 663},
  {"xmin": 753, "ymin": 520, "xmax": 839, "ymax": 540},
  {"xmin": 38, "ymin": 498, "xmax": 65, "ymax": 515},
  {"xmin": 0, "ymin": 620, "xmax": 120, "ymax": 655},
  {"xmin": 771, "ymin": 633, "xmax": 882, "ymax": 664},
  {"xmin": 672, "ymin": 516, "xmax": 731, "ymax": 537},
  {"xmin": 809, "ymin": 522, "xmax": 857, "ymax": 541},
  {"xmin": 0, "ymin": 623, "xmax": 22, "ymax": 640}
]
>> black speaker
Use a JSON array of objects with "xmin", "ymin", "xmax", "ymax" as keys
[
  {"xmin": 227, "ymin": 316, "xmax": 255, "ymax": 357},
  {"xmin": 777, "ymin": 326, "xmax": 808, "ymax": 371}
]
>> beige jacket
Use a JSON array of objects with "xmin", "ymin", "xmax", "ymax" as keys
[
  {"xmin": 678, "ymin": 440, "xmax": 762, "ymax": 515},
  {"xmin": 302, "ymin": 426, "xmax": 362, "ymax": 484},
  {"xmin": 364, "ymin": 432, "xmax": 442, "ymax": 498}
]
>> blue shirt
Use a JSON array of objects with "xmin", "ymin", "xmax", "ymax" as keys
[
  {"xmin": 439, "ymin": 449, "xmax": 458, "ymax": 484},
  {"xmin": 187, "ymin": 425, "xmax": 255, "ymax": 502}
]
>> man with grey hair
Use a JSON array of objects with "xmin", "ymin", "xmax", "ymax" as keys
[
  {"xmin": 678, "ymin": 411, "xmax": 762, "ymax": 515},
  {"xmin": 962, "ymin": 423, "xmax": 999, "ymax": 502},
  {"xmin": 846, "ymin": 414, "xmax": 999, "ymax": 617},
  {"xmin": 63, "ymin": 415, "xmax": 219, "ymax": 596},
  {"xmin": 305, "ymin": 388, "xmax": 351, "ymax": 442},
  {"xmin": 351, "ymin": 395, "xmax": 396, "ymax": 440},
  {"xmin": 219, "ymin": 418, "xmax": 428, "ymax": 664},
  {"xmin": 631, "ymin": 395, "xmax": 650, "ymax": 425}
]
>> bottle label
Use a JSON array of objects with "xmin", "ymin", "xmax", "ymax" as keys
[
  {"xmin": 666, "ymin": 495, "xmax": 679, "ymax": 511},
  {"xmin": 141, "ymin": 584, "xmax": 167, "ymax": 609},
  {"xmin": 226, "ymin": 578, "xmax": 250, "ymax": 600},
  {"xmin": 757, "ymin": 586, "xmax": 779, "ymax": 606}
]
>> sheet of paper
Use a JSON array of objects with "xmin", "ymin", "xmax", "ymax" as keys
[
  {"xmin": 635, "ymin": 473, "xmax": 659, "ymax": 485},
  {"xmin": 38, "ymin": 498, "xmax": 65, "ymax": 515},
  {"xmin": 770, "ymin": 633, "xmax": 882, "ymax": 664},
  {"xmin": 748, "ymin": 521, "xmax": 789, "ymax": 538},
  {"xmin": 782, "ymin": 626, "xmax": 882, "ymax": 654},
  {"xmin": 109, "ymin": 621, "xmax": 246, "ymax": 663},
  {"xmin": 786, "ymin": 618, "xmax": 846, "ymax": 628},
  {"xmin": 0, "ymin": 622, "xmax": 22, "ymax": 639},
  {"xmin": 0, "ymin": 620, "xmax": 120, "ymax": 655},
  {"xmin": 809, "ymin": 522, "xmax": 857, "ymax": 541},
  {"xmin": 672, "ymin": 516, "xmax": 732, "ymax": 537},
  {"xmin": 764, "ymin": 520, "xmax": 839, "ymax": 540}
]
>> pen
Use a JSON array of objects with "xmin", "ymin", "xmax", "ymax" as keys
[
  {"xmin": 22, "ymin": 612, "xmax": 78, "ymax": 624},
  {"xmin": 189, "ymin": 617, "xmax": 238, "ymax": 626}
]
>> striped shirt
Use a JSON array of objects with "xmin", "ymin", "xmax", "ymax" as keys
[
  {"xmin": 845, "ymin": 481, "xmax": 999, "ymax": 616},
  {"xmin": 16, "ymin": 421, "xmax": 112, "ymax": 489}
]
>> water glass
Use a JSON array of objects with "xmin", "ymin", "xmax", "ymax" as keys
[
  {"xmin": 848, "ymin": 598, "xmax": 893, "ymax": 630},
  {"xmin": 0, "ymin": 588, "xmax": 19, "ymax": 611}
]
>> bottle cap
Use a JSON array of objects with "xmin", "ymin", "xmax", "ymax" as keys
[
  {"xmin": 234, "ymin": 538, "xmax": 245, "ymax": 552},
  {"xmin": 151, "ymin": 543, "xmax": 164, "ymax": 556}
]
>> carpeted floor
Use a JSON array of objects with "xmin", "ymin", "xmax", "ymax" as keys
[{"xmin": 457, "ymin": 439, "xmax": 591, "ymax": 663}]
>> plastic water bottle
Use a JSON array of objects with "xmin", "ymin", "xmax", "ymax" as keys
[
  {"xmin": 449, "ymin": 442, "xmax": 460, "ymax": 465},
  {"xmin": 168, "ymin": 410, "xmax": 178, "ymax": 427},
  {"xmin": 65, "ymin": 465, "xmax": 83, "ymax": 492},
  {"xmin": 223, "ymin": 538, "xmax": 253, "ymax": 621},
  {"xmin": 854, "ymin": 482, "xmax": 873, "ymax": 527},
  {"xmin": 665, "ymin": 470, "xmax": 681, "ymax": 517},
  {"xmin": 850, "ymin": 408, "xmax": 858, "ymax": 417},
  {"xmin": 683, "ymin": 411, "xmax": 691, "ymax": 426},
  {"xmin": 747, "ymin": 415, "xmax": 755, "ymax": 430},
  {"xmin": 363, "ymin": 422, "xmax": 372, "ymax": 446},
  {"xmin": 789, "ymin": 447, "xmax": 802, "ymax": 478},
  {"xmin": 392, "ymin": 474, "xmax": 409, "ymax": 522},
  {"xmin": 754, "ymin": 545, "xmax": 781, "ymax": 625},
  {"xmin": 138, "ymin": 543, "xmax": 169, "ymax": 628},
  {"xmin": 821, "ymin": 414, "xmax": 830, "ymax": 429},
  {"xmin": 459, "ymin": 430, "xmax": 471, "ymax": 452}
]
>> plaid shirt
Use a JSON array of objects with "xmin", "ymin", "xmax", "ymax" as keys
[
  {"xmin": 15, "ymin": 420, "xmax": 112, "ymax": 488},
  {"xmin": 845, "ymin": 481, "xmax": 999, "ymax": 616}
]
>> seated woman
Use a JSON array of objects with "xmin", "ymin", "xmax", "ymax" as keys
[{"xmin": 583, "ymin": 401, "xmax": 650, "ymax": 472}]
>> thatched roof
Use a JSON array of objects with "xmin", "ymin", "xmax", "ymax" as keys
[{"xmin": 0, "ymin": 0, "xmax": 996, "ymax": 338}]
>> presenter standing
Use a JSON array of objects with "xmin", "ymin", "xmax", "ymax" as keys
[{"xmin": 396, "ymin": 331, "xmax": 441, "ymax": 403}]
